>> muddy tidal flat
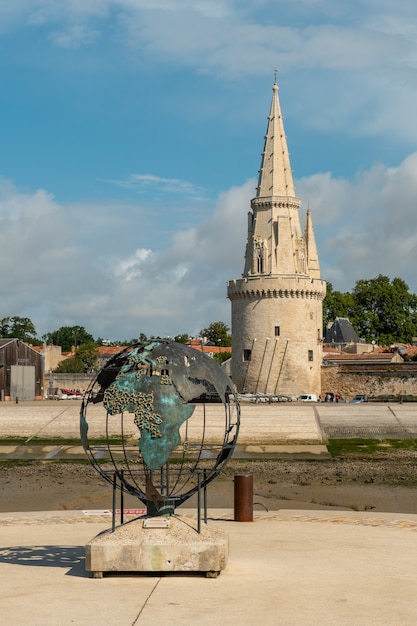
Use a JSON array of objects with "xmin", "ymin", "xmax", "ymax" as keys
[{"xmin": 2, "ymin": 452, "xmax": 417, "ymax": 514}]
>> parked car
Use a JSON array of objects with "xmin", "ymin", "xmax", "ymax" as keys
[
  {"xmin": 298, "ymin": 394, "xmax": 318, "ymax": 402},
  {"xmin": 350, "ymin": 394, "xmax": 368, "ymax": 403}
]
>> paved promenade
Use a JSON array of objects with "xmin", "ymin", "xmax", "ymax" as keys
[
  {"xmin": 1, "ymin": 400, "xmax": 417, "ymax": 460},
  {"xmin": 2, "ymin": 401, "xmax": 417, "ymax": 624},
  {"xmin": 1, "ymin": 508, "xmax": 417, "ymax": 625}
]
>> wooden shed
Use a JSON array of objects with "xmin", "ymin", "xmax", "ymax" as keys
[{"xmin": 0, "ymin": 339, "xmax": 44, "ymax": 401}]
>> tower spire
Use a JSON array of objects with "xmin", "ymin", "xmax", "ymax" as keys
[
  {"xmin": 227, "ymin": 75, "xmax": 326, "ymax": 398},
  {"xmin": 256, "ymin": 77, "xmax": 295, "ymax": 198}
]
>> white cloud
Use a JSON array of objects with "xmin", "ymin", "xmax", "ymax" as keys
[
  {"xmin": 3, "ymin": 1, "xmax": 417, "ymax": 339},
  {"xmin": 0, "ymin": 1, "xmax": 416, "ymax": 150},
  {"xmin": 49, "ymin": 23, "xmax": 100, "ymax": 48},
  {"xmin": 105, "ymin": 173, "xmax": 206, "ymax": 198},
  {"xmin": 0, "ymin": 0, "xmax": 413, "ymax": 146},
  {"xmin": 111, "ymin": 247, "xmax": 152, "ymax": 280},
  {"xmin": 297, "ymin": 151, "xmax": 417, "ymax": 292},
  {"xmin": 2, "ymin": 150, "xmax": 417, "ymax": 341},
  {"xmin": 0, "ymin": 176, "xmax": 248, "ymax": 340}
]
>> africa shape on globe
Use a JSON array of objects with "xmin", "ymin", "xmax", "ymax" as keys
[{"xmin": 80, "ymin": 340, "xmax": 240, "ymax": 506}]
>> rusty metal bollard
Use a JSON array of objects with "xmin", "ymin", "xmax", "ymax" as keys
[{"xmin": 234, "ymin": 474, "xmax": 253, "ymax": 522}]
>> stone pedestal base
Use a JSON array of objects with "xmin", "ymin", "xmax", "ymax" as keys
[{"xmin": 85, "ymin": 515, "xmax": 228, "ymax": 578}]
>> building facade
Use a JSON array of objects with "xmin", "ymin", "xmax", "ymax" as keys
[
  {"xmin": 0, "ymin": 339, "xmax": 43, "ymax": 401},
  {"xmin": 227, "ymin": 79, "xmax": 326, "ymax": 396}
]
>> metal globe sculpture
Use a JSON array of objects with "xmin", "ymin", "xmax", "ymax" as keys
[{"xmin": 80, "ymin": 341, "xmax": 240, "ymax": 515}]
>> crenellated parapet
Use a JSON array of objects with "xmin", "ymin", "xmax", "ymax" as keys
[
  {"xmin": 227, "ymin": 277, "xmax": 326, "ymax": 301},
  {"xmin": 251, "ymin": 197, "xmax": 300, "ymax": 212}
]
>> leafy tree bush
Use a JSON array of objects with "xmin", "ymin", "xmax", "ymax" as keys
[
  {"xmin": 174, "ymin": 333, "xmax": 190, "ymax": 344},
  {"xmin": 54, "ymin": 343, "xmax": 99, "ymax": 373},
  {"xmin": 0, "ymin": 316, "xmax": 40, "ymax": 344},
  {"xmin": 323, "ymin": 275, "xmax": 417, "ymax": 345},
  {"xmin": 213, "ymin": 351, "xmax": 232, "ymax": 364},
  {"xmin": 200, "ymin": 321, "xmax": 232, "ymax": 347},
  {"xmin": 43, "ymin": 325, "xmax": 95, "ymax": 352},
  {"xmin": 54, "ymin": 356, "xmax": 85, "ymax": 374}
]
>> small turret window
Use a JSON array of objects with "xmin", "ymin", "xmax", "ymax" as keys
[
  {"xmin": 255, "ymin": 239, "xmax": 266, "ymax": 274},
  {"xmin": 257, "ymin": 253, "xmax": 264, "ymax": 273},
  {"xmin": 308, "ymin": 350, "xmax": 314, "ymax": 362},
  {"xmin": 243, "ymin": 349, "xmax": 252, "ymax": 362},
  {"xmin": 274, "ymin": 326, "xmax": 280, "ymax": 337}
]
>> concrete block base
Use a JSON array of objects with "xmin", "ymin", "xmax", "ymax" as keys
[{"xmin": 85, "ymin": 515, "xmax": 229, "ymax": 578}]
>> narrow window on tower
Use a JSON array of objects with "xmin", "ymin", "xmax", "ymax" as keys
[
  {"xmin": 273, "ymin": 221, "xmax": 279, "ymax": 247},
  {"xmin": 255, "ymin": 240, "xmax": 265, "ymax": 273},
  {"xmin": 243, "ymin": 349, "xmax": 252, "ymax": 362},
  {"xmin": 308, "ymin": 350, "xmax": 314, "ymax": 362},
  {"xmin": 257, "ymin": 253, "xmax": 264, "ymax": 273},
  {"xmin": 274, "ymin": 326, "xmax": 280, "ymax": 337}
]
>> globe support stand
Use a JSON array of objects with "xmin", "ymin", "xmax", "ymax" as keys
[
  {"xmin": 82, "ymin": 341, "xmax": 240, "ymax": 577},
  {"xmin": 109, "ymin": 469, "xmax": 209, "ymax": 534}
]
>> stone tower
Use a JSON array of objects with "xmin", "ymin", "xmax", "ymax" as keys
[{"xmin": 227, "ymin": 79, "xmax": 326, "ymax": 397}]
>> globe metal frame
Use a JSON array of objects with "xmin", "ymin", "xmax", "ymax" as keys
[{"xmin": 80, "ymin": 341, "xmax": 240, "ymax": 515}]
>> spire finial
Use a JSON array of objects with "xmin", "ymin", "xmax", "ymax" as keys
[{"xmin": 274, "ymin": 68, "xmax": 278, "ymax": 83}]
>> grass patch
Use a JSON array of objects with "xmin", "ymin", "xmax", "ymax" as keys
[
  {"xmin": 0, "ymin": 458, "xmax": 92, "ymax": 467},
  {"xmin": 327, "ymin": 438, "xmax": 417, "ymax": 457}
]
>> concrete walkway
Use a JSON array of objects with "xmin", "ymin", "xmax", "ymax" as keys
[
  {"xmin": 1, "ymin": 400, "xmax": 417, "ymax": 442},
  {"xmin": 1, "ymin": 508, "xmax": 417, "ymax": 625},
  {"xmin": 1, "ymin": 401, "xmax": 417, "ymax": 461},
  {"xmin": 2, "ymin": 402, "xmax": 417, "ymax": 624}
]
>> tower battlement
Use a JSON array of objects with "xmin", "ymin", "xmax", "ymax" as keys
[{"xmin": 227, "ymin": 276, "xmax": 326, "ymax": 301}]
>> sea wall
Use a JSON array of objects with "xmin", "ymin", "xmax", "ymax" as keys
[{"xmin": 321, "ymin": 363, "xmax": 417, "ymax": 400}]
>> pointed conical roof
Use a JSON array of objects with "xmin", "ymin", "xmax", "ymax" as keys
[
  {"xmin": 256, "ymin": 81, "xmax": 295, "ymax": 198},
  {"xmin": 304, "ymin": 209, "xmax": 321, "ymax": 278}
]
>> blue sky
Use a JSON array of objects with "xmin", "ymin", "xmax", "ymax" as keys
[{"xmin": 1, "ymin": 0, "xmax": 417, "ymax": 341}]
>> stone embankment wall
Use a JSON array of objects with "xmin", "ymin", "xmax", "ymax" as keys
[
  {"xmin": 321, "ymin": 363, "xmax": 417, "ymax": 399},
  {"xmin": 43, "ymin": 364, "xmax": 417, "ymax": 400},
  {"xmin": 45, "ymin": 373, "xmax": 92, "ymax": 397}
]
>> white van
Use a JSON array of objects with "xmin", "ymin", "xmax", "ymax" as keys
[{"xmin": 298, "ymin": 394, "xmax": 318, "ymax": 402}]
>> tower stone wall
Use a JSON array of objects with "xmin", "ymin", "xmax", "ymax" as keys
[{"xmin": 227, "ymin": 79, "xmax": 326, "ymax": 396}]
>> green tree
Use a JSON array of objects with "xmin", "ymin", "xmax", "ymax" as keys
[
  {"xmin": 43, "ymin": 325, "xmax": 95, "ymax": 351},
  {"xmin": 174, "ymin": 333, "xmax": 190, "ymax": 344},
  {"xmin": 200, "ymin": 321, "xmax": 232, "ymax": 347},
  {"xmin": 213, "ymin": 351, "xmax": 231, "ymax": 364},
  {"xmin": 324, "ymin": 275, "xmax": 417, "ymax": 345},
  {"xmin": 54, "ymin": 343, "xmax": 99, "ymax": 373},
  {"xmin": 322, "ymin": 283, "xmax": 355, "ymax": 331},
  {"xmin": 75, "ymin": 343, "xmax": 100, "ymax": 373},
  {"xmin": 54, "ymin": 356, "xmax": 85, "ymax": 374},
  {"xmin": 0, "ymin": 316, "xmax": 40, "ymax": 343},
  {"xmin": 118, "ymin": 333, "xmax": 149, "ymax": 346},
  {"xmin": 351, "ymin": 275, "xmax": 417, "ymax": 345}
]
